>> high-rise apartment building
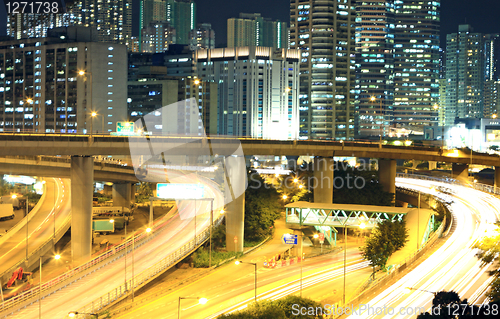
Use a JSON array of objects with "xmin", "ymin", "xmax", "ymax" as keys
[
  {"xmin": 141, "ymin": 0, "xmax": 196, "ymax": 46},
  {"xmin": 392, "ymin": 0, "xmax": 440, "ymax": 131},
  {"xmin": 141, "ymin": 21, "xmax": 176, "ymax": 53},
  {"xmin": 290, "ymin": 0, "xmax": 356, "ymax": 139},
  {"xmin": 484, "ymin": 80, "xmax": 500, "ymax": 118},
  {"xmin": 0, "ymin": 27, "xmax": 127, "ymax": 133},
  {"xmin": 227, "ymin": 13, "xmax": 288, "ymax": 49},
  {"xmin": 354, "ymin": 0, "xmax": 395, "ymax": 137},
  {"xmin": 7, "ymin": 1, "xmax": 132, "ymax": 48},
  {"xmin": 72, "ymin": 0, "xmax": 132, "ymax": 46},
  {"xmin": 189, "ymin": 23, "xmax": 215, "ymax": 51},
  {"xmin": 196, "ymin": 47, "xmax": 300, "ymax": 139},
  {"xmin": 445, "ymin": 25, "xmax": 485, "ymax": 125}
]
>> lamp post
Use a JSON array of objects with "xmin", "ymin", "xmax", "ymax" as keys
[
  {"xmin": 78, "ymin": 70, "xmax": 93, "ymax": 134},
  {"xmin": 39, "ymin": 254, "xmax": 61, "ymax": 318},
  {"xmin": 417, "ymin": 190, "xmax": 420, "ymax": 250},
  {"xmin": 131, "ymin": 227, "xmax": 151, "ymax": 302},
  {"xmin": 235, "ymin": 261, "xmax": 257, "ymax": 303},
  {"xmin": 343, "ymin": 223, "xmax": 347, "ymax": 306},
  {"xmin": 90, "ymin": 112, "xmax": 105, "ymax": 134},
  {"xmin": 177, "ymin": 297, "xmax": 207, "ymax": 319},
  {"xmin": 68, "ymin": 311, "xmax": 98, "ymax": 318}
]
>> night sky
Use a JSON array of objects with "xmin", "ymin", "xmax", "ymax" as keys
[{"xmin": 0, "ymin": 0, "xmax": 500, "ymax": 48}]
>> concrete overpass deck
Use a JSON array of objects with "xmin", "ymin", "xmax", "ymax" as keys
[{"xmin": 0, "ymin": 133, "xmax": 499, "ymax": 166}]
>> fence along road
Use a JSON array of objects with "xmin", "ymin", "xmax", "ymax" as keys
[{"xmin": 0, "ymin": 170, "xmax": 224, "ymax": 319}]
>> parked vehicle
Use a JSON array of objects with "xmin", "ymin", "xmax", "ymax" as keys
[{"xmin": 0, "ymin": 204, "xmax": 15, "ymax": 221}]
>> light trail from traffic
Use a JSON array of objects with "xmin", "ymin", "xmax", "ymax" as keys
[{"xmin": 344, "ymin": 177, "xmax": 500, "ymax": 319}]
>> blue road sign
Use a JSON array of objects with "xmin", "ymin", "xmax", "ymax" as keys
[{"xmin": 282, "ymin": 233, "xmax": 298, "ymax": 245}]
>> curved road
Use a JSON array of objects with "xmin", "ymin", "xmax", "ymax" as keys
[
  {"xmin": 0, "ymin": 178, "xmax": 70, "ymax": 278},
  {"xmin": 345, "ymin": 177, "xmax": 500, "ymax": 318},
  {"xmin": 4, "ymin": 170, "xmax": 224, "ymax": 319}
]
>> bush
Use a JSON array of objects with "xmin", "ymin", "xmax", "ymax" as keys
[
  {"xmin": 217, "ymin": 296, "xmax": 323, "ymax": 319},
  {"xmin": 192, "ymin": 247, "xmax": 243, "ymax": 268}
]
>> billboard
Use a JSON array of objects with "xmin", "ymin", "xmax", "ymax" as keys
[{"xmin": 156, "ymin": 183, "xmax": 205, "ymax": 200}]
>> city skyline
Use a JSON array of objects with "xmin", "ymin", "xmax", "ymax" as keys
[{"xmin": 1, "ymin": 0, "xmax": 500, "ymax": 47}]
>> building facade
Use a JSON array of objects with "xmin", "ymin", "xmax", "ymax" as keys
[
  {"xmin": 141, "ymin": 21, "xmax": 176, "ymax": 53},
  {"xmin": 7, "ymin": 0, "xmax": 132, "ymax": 48},
  {"xmin": 392, "ymin": 0, "xmax": 440, "ymax": 132},
  {"xmin": 227, "ymin": 13, "xmax": 288, "ymax": 49},
  {"xmin": 189, "ymin": 23, "xmax": 215, "ymax": 51},
  {"xmin": 290, "ymin": 0, "xmax": 356, "ymax": 140},
  {"xmin": 0, "ymin": 27, "xmax": 127, "ymax": 133},
  {"xmin": 141, "ymin": 0, "xmax": 196, "ymax": 46},
  {"xmin": 445, "ymin": 25, "xmax": 485, "ymax": 125},
  {"xmin": 354, "ymin": 0, "xmax": 395, "ymax": 138},
  {"xmin": 196, "ymin": 47, "xmax": 300, "ymax": 139}
]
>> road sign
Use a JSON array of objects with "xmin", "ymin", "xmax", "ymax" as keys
[
  {"xmin": 156, "ymin": 183, "xmax": 205, "ymax": 199},
  {"xmin": 318, "ymin": 232, "xmax": 324, "ymax": 244},
  {"xmin": 116, "ymin": 122, "xmax": 135, "ymax": 136},
  {"xmin": 92, "ymin": 220, "xmax": 114, "ymax": 232},
  {"xmin": 281, "ymin": 233, "xmax": 298, "ymax": 245}
]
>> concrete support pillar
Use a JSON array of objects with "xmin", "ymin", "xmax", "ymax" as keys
[
  {"xmin": 225, "ymin": 156, "xmax": 247, "ymax": 252},
  {"xmin": 428, "ymin": 161, "xmax": 437, "ymax": 170},
  {"xmin": 313, "ymin": 156, "xmax": 334, "ymax": 204},
  {"xmin": 152, "ymin": 182, "xmax": 157, "ymax": 197},
  {"xmin": 71, "ymin": 156, "xmax": 94, "ymax": 264},
  {"xmin": 452, "ymin": 163, "xmax": 469, "ymax": 182},
  {"xmin": 286, "ymin": 156, "xmax": 300, "ymax": 170},
  {"xmin": 103, "ymin": 184, "xmax": 112, "ymax": 197},
  {"xmin": 113, "ymin": 183, "xmax": 132, "ymax": 208},
  {"xmin": 495, "ymin": 167, "xmax": 500, "ymax": 192},
  {"xmin": 379, "ymin": 159, "xmax": 396, "ymax": 205},
  {"xmin": 130, "ymin": 184, "xmax": 136, "ymax": 204}
]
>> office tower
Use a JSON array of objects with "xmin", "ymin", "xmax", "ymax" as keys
[
  {"xmin": 354, "ymin": 0, "xmax": 395, "ymax": 137},
  {"xmin": 141, "ymin": 0, "xmax": 196, "ymax": 46},
  {"xmin": 227, "ymin": 13, "xmax": 288, "ymax": 49},
  {"xmin": 141, "ymin": 21, "xmax": 176, "ymax": 53},
  {"xmin": 393, "ymin": 0, "xmax": 440, "ymax": 131},
  {"xmin": 484, "ymin": 80, "xmax": 500, "ymax": 118},
  {"xmin": 445, "ymin": 25, "xmax": 485, "ymax": 125},
  {"xmin": 0, "ymin": 27, "xmax": 127, "ymax": 133},
  {"xmin": 154, "ymin": 45, "xmax": 196, "ymax": 76},
  {"xmin": 196, "ymin": 47, "xmax": 300, "ymax": 139},
  {"xmin": 290, "ymin": 0, "xmax": 356, "ymax": 140},
  {"xmin": 130, "ymin": 37, "xmax": 140, "ymax": 52},
  {"xmin": 438, "ymin": 78, "xmax": 446, "ymax": 126},
  {"xmin": 484, "ymin": 34, "xmax": 500, "ymax": 82},
  {"xmin": 189, "ymin": 23, "xmax": 215, "ymax": 51}
]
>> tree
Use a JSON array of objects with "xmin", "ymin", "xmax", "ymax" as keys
[
  {"xmin": 136, "ymin": 182, "xmax": 153, "ymax": 203},
  {"xmin": 487, "ymin": 277, "xmax": 500, "ymax": 303},
  {"xmin": 417, "ymin": 291, "xmax": 500, "ymax": 318},
  {"xmin": 244, "ymin": 172, "xmax": 282, "ymax": 242},
  {"xmin": 360, "ymin": 219, "xmax": 409, "ymax": 273},
  {"xmin": 473, "ymin": 222, "xmax": 500, "ymax": 272}
]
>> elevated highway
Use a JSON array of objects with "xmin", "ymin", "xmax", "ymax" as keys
[{"xmin": 0, "ymin": 133, "xmax": 499, "ymax": 166}]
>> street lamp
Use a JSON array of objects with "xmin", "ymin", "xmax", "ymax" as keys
[
  {"xmin": 282, "ymin": 194, "xmax": 288, "ymax": 200},
  {"xmin": 90, "ymin": 112, "xmax": 105, "ymax": 134},
  {"xmin": 39, "ymin": 254, "xmax": 61, "ymax": 318},
  {"xmin": 68, "ymin": 311, "xmax": 98, "ymax": 318},
  {"xmin": 178, "ymin": 297, "xmax": 207, "ymax": 319},
  {"xmin": 342, "ymin": 222, "xmax": 366, "ymax": 306},
  {"xmin": 235, "ymin": 260, "xmax": 258, "ymax": 303}
]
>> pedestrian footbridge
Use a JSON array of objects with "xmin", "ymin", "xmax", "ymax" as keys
[{"xmin": 285, "ymin": 202, "xmax": 436, "ymax": 247}]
